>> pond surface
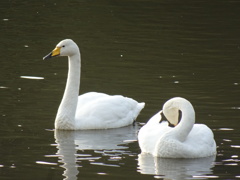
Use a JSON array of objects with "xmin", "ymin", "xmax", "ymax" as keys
[{"xmin": 0, "ymin": 0, "xmax": 240, "ymax": 179}]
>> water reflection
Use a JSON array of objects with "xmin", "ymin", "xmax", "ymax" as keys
[
  {"xmin": 54, "ymin": 125, "xmax": 139, "ymax": 180},
  {"xmin": 138, "ymin": 153, "xmax": 216, "ymax": 179}
]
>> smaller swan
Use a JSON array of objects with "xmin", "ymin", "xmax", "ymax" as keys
[
  {"xmin": 43, "ymin": 39, "xmax": 145, "ymax": 130},
  {"xmin": 138, "ymin": 97, "xmax": 216, "ymax": 158}
]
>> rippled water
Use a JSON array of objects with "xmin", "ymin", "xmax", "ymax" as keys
[{"xmin": 1, "ymin": 0, "xmax": 240, "ymax": 179}]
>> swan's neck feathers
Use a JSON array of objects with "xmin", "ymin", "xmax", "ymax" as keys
[
  {"xmin": 55, "ymin": 54, "xmax": 81, "ymax": 129},
  {"xmin": 166, "ymin": 99, "xmax": 195, "ymax": 142},
  {"xmin": 174, "ymin": 107, "xmax": 195, "ymax": 142}
]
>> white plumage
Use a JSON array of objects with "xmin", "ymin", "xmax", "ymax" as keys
[
  {"xmin": 43, "ymin": 39, "xmax": 144, "ymax": 130},
  {"xmin": 138, "ymin": 97, "xmax": 216, "ymax": 158}
]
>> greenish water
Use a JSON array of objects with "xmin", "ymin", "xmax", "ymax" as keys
[{"xmin": 0, "ymin": 0, "xmax": 240, "ymax": 179}]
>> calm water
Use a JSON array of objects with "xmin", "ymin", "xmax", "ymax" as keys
[{"xmin": 0, "ymin": 0, "xmax": 240, "ymax": 179}]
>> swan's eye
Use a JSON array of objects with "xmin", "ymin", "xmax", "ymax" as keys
[{"xmin": 62, "ymin": 45, "xmax": 65, "ymax": 48}]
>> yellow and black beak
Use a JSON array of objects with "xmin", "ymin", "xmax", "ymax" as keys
[{"xmin": 43, "ymin": 47, "xmax": 61, "ymax": 60}]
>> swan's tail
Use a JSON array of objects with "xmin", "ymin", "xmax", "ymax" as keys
[
  {"xmin": 133, "ymin": 102, "xmax": 145, "ymax": 121},
  {"xmin": 138, "ymin": 102, "xmax": 145, "ymax": 111}
]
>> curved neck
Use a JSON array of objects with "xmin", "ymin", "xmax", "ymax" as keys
[
  {"xmin": 55, "ymin": 53, "xmax": 81, "ymax": 129},
  {"xmin": 168, "ymin": 101, "xmax": 195, "ymax": 142}
]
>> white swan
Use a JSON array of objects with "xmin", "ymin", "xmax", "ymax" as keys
[
  {"xmin": 138, "ymin": 97, "xmax": 216, "ymax": 158},
  {"xmin": 43, "ymin": 39, "xmax": 145, "ymax": 130}
]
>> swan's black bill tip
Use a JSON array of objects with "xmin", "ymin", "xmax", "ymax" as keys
[{"xmin": 43, "ymin": 52, "xmax": 53, "ymax": 60}]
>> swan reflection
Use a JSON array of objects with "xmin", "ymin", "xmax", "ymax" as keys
[
  {"xmin": 54, "ymin": 125, "xmax": 139, "ymax": 180},
  {"xmin": 138, "ymin": 153, "xmax": 216, "ymax": 179}
]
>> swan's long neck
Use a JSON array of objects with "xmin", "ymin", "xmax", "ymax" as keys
[
  {"xmin": 55, "ymin": 53, "xmax": 81, "ymax": 129},
  {"xmin": 166, "ymin": 99, "xmax": 195, "ymax": 142}
]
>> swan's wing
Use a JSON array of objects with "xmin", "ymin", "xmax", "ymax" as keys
[
  {"xmin": 182, "ymin": 124, "xmax": 216, "ymax": 157},
  {"xmin": 188, "ymin": 124, "xmax": 216, "ymax": 145},
  {"xmin": 75, "ymin": 93, "xmax": 144, "ymax": 129},
  {"xmin": 77, "ymin": 92, "xmax": 109, "ymax": 107},
  {"xmin": 138, "ymin": 112, "xmax": 171, "ymax": 154}
]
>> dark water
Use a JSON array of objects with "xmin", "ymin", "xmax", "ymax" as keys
[{"xmin": 1, "ymin": 0, "xmax": 240, "ymax": 179}]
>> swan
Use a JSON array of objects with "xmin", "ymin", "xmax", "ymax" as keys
[
  {"xmin": 138, "ymin": 97, "xmax": 216, "ymax": 158},
  {"xmin": 43, "ymin": 39, "xmax": 145, "ymax": 130}
]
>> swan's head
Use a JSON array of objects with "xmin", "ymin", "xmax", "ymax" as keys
[
  {"xmin": 159, "ymin": 110, "xmax": 176, "ymax": 127},
  {"xmin": 162, "ymin": 97, "xmax": 184, "ymax": 126},
  {"xmin": 43, "ymin": 39, "xmax": 79, "ymax": 60}
]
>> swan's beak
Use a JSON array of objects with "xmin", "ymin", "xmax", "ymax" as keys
[
  {"xmin": 159, "ymin": 110, "xmax": 169, "ymax": 123},
  {"xmin": 43, "ymin": 47, "xmax": 61, "ymax": 60},
  {"xmin": 160, "ymin": 110, "xmax": 177, "ymax": 127}
]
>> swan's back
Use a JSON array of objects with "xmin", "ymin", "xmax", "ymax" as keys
[{"xmin": 75, "ymin": 92, "xmax": 145, "ymax": 129}]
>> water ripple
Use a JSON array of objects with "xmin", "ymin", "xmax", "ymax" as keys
[{"xmin": 20, "ymin": 76, "xmax": 44, "ymax": 80}]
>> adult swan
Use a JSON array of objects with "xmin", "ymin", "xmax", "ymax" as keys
[
  {"xmin": 138, "ymin": 97, "xmax": 216, "ymax": 158},
  {"xmin": 43, "ymin": 39, "xmax": 145, "ymax": 130}
]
